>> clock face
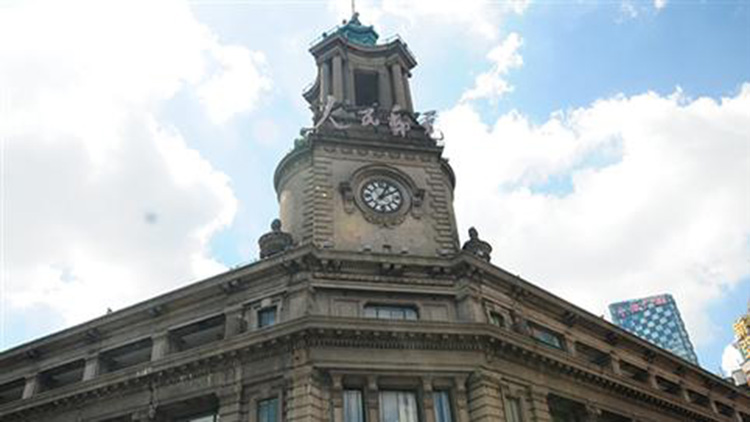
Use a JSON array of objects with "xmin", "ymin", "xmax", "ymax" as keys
[{"xmin": 361, "ymin": 179, "xmax": 403, "ymax": 213}]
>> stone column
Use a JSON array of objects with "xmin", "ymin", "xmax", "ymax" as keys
[
  {"xmin": 320, "ymin": 60, "xmax": 331, "ymax": 104},
  {"xmin": 345, "ymin": 62, "xmax": 356, "ymax": 105},
  {"xmin": 467, "ymin": 373, "xmax": 504, "ymax": 422},
  {"xmin": 403, "ymin": 72, "xmax": 414, "ymax": 111},
  {"xmin": 390, "ymin": 63, "xmax": 407, "ymax": 109},
  {"xmin": 83, "ymin": 353, "xmax": 101, "ymax": 381},
  {"xmin": 332, "ymin": 55, "xmax": 344, "ymax": 103},
  {"xmin": 225, "ymin": 304, "xmax": 245, "ymax": 338},
  {"xmin": 365, "ymin": 376, "xmax": 380, "ymax": 422},
  {"xmin": 331, "ymin": 374, "xmax": 344, "ymax": 422},
  {"xmin": 151, "ymin": 331, "xmax": 171, "ymax": 361},
  {"xmin": 646, "ymin": 370, "xmax": 659, "ymax": 390},
  {"xmin": 528, "ymin": 386, "xmax": 553, "ymax": 422},
  {"xmin": 22, "ymin": 374, "xmax": 39, "ymax": 399},
  {"xmin": 287, "ymin": 366, "xmax": 325, "ymax": 422},
  {"xmin": 453, "ymin": 376, "xmax": 471, "ymax": 422},
  {"xmin": 421, "ymin": 378, "xmax": 436, "ymax": 422},
  {"xmin": 378, "ymin": 69, "xmax": 393, "ymax": 109},
  {"xmin": 610, "ymin": 354, "xmax": 622, "ymax": 376}
]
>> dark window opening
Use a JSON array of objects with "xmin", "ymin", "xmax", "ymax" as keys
[
  {"xmin": 364, "ymin": 304, "xmax": 418, "ymax": 321},
  {"xmin": 687, "ymin": 390, "xmax": 709, "ymax": 407},
  {"xmin": 343, "ymin": 389, "xmax": 364, "ymax": 422},
  {"xmin": 355, "ymin": 71, "xmax": 379, "ymax": 107},
  {"xmin": 489, "ymin": 311, "xmax": 505, "ymax": 328},
  {"xmin": 100, "ymin": 338, "xmax": 153, "ymax": 374},
  {"xmin": 433, "ymin": 390, "xmax": 453, "ymax": 422},
  {"xmin": 529, "ymin": 323, "xmax": 565, "ymax": 350},
  {"xmin": 548, "ymin": 394, "xmax": 587, "ymax": 422},
  {"xmin": 739, "ymin": 411, "xmax": 750, "ymax": 422},
  {"xmin": 380, "ymin": 391, "xmax": 418, "ymax": 422},
  {"xmin": 655, "ymin": 376, "xmax": 680, "ymax": 396},
  {"xmin": 39, "ymin": 359, "xmax": 85, "ymax": 392},
  {"xmin": 620, "ymin": 360, "xmax": 649, "ymax": 383},
  {"xmin": 0, "ymin": 378, "xmax": 25, "ymax": 405},
  {"xmin": 506, "ymin": 397, "xmax": 524, "ymax": 422},
  {"xmin": 575, "ymin": 342, "xmax": 610, "ymax": 367},
  {"xmin": 600, "ymin": 411, "xmax": 631, "ymax": 422},
  {"xmin": 258, "ymin": 306, "xmax": 278, "ymax": 328},
  {"xmin": 715, "ymin": 401, "xmax": 735, "ymax": 417},
  {"xmin": 170, "ymin": 314, "xmax": 225, "ymax": 353},
  {"xmin": 258, "ymin": 397, "xmax": 280, "ymax": 422},
  {"xmin": 152, "ymin": 394, "xmax": 218, "ymax": 421}
]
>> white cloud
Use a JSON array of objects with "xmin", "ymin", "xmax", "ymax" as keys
[
  {"xmin": 461, "ymin": 32, "xmax": 523, "ymax": 102},
  {"xmin": 329, "ymin": 0, "xmax": 529, "ymax": 40},
  {"xmin": 654, "ymin": 0, "xmax": 668, "ymax": 10},
  {"xmin": 198, "ymin": 46, "xmax": 272, "ymax": 125},
  {"xmin": 722, "ymin": 343, "xmax": 744, "ymax": 375},
  {"xmin": 0, "ymin": 0, "xmax": 272, "ymax": 339},
  {"xmin": 441, "ymin": 85, "xmax": 750, "ymax": 349}
]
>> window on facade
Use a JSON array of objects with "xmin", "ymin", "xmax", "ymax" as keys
[
  {"xmin": 258, "ymin": 306, "xmax": 277, "ymax": 328},
  {"xmin": 258, "ymin": 397, "xmax": 279, "ymax": 422},
  {"xmin": 344, "ymin": 389, "xmax": 364, "ymax": 422},
  {"xmin": 529, "ymin": 324, "xmax": 565, "ymax": 350},
  {"xmin": 181, "ymin": 414, "xmax": 218, "ymax": 422},
  {"xmin": 364, "ymin": 305, "xmax": 418, "ymax": 321},
  {"xmin": 355, "ymin": 71, "xmax": 379, "ymax": 107},
  {"xmin": 433, "ymin": 391, "xmax": 453, "ymax": 422},
  {"xmin": 506, "ymin": 397, "xmax": 524, "ymax": 422},
  {"xmin": 380, "ymin": 391, "xmax": 418, "ymax": 422},
  {"xmin": 489, "ymin": 311, "xmax": 504, "ymax": 327}
]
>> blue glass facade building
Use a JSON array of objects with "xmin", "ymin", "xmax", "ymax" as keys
[{"xmin": 609, "ymin": 294, "xmax": 699, "ymax": 365}]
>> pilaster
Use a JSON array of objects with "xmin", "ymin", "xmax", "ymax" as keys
[
  {"xmin": 365, "ymin": 376, "xmax": 380, "ymax": 422},
  {"xmin": 422, "ymin": 377, "xmax": 436, "ymax": 422},
  {"xmin": 22, "ymin": 374, "xmax": 39, "ymax": 399},
  {"xmin": 224, "ymin": 304, "xmax": 245, "ymax": 338},
  {"xmin": 332, "ymin": 55, "xmax": 344, "ymax": 102},
  {"xmin": 83, "ymin": 353, "xmax": 101, "ymax": 381},
  {"xmin": 467, "ymin": 372, "xmax": 504, "ymax": 422},
  {"xmin": 151, "ymin": 331, "xmax": 171, "ymax": 361},
  {"xmin": 528, "ymin": 386, "xmax": 553, "ymax": 422},
  {"xmin": 453, "ymin": 376, "xmax": 470, "ymax": 422}
]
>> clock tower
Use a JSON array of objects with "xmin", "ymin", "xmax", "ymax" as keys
[{"xmin": 273, "ymin": 13, "xmax": 460, "ymax": 258}]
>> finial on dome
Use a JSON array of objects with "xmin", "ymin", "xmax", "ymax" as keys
[{"xmin": 258, "ymin": 218, "xmax": 293, "ymax": 259}]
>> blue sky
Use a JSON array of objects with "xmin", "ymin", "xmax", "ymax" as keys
[{"xmin": 1, "ymin": 0, "xmax": 748, "ymax": 377}]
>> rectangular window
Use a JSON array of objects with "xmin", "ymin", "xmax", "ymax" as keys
[
  {"xmin": 258, "ymin": 397, "xmax": 279, "ymax": 422},
  {"xmin": 258, "ymin": 307, "xmax": 277, "ymax": 328},
  {"xmin": 529, "ymin": 324, "xmax": 565, "ymax": 350},
  {"xmin": 433, "ymin": 391, "xmax": 453, "ymax": 422},
  {"xmin": 380, "ymin": 391, "xmax": 418, "ymax": 422},
  {"xmin": 489, "ymin": 311, "xmax": 504, "ymax": 327},
  {"xmin": 344, "ymin": 390, "xmax": 365, "ymax": 422},
  {"xmin": 506, "ymin": 397, "xmax": 524, "ymax": 422},
  {"xmin": 364, "ymin": 305, "xmax": 418, "ymax": 321},
  {"xmin": 354, "ymin": 71, "xmax": 379, "ymax": 107},
  {"xmin": 182, "ymin": 415, "xmax": 218, "ymax": 422}
]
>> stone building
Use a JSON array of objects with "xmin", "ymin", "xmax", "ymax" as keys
[{"xmin": 1, "ymin": 13, "xmax": 749, "ymax": 422}]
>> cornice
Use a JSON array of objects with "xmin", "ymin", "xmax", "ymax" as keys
[{"xmin": 2, "ymin": 317, "xmax": 742, "ymax": 421}]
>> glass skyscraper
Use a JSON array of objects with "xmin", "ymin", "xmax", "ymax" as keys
[{"xmin": 609, "ymin": 294, "xmax": 699, "ymax": 365}]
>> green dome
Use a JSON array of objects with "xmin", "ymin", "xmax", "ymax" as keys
[{"xmin": 335, "ymin": 13, "xmax": 378, "ymax": 46}]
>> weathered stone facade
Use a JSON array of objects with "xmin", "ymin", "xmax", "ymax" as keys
[{"xmin": 1, "ymin": 14, "xmax": 749, "ymax": 422}]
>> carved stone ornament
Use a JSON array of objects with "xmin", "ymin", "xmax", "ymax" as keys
[
  {"xmin": 258, "ymin": 219, "xmax": 294, "ymax": 259},
  {"xmin": 461, "ymin": 227, "xmax": 492, "ymax": 261}
]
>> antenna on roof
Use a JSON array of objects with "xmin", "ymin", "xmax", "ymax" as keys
[{"xmin": 351, "ymin": 0, "xmax": 356, "ymax": 15}]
